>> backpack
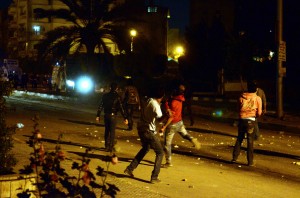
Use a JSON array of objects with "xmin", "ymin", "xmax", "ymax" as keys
[{"xmin": 125, "ymin": 86, "xmax": 139, "ymax": 105}]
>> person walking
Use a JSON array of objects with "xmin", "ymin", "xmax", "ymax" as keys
[
  {"xmin": 182, "ymin": 80, "xmax": 194, "ymax": 126},
  {"xmin": 254, "ymin": 82, "xmax": 267, "ymax": 140},
  {"xmin": 123, "ymin": 79, "xmax": 140, "ymax": 131},
  {"xmin": 232, "ymin": 81, "xmax": 262, "ymax": 166},
  {"xmin": 160, "ymin": 83, "xmax": 201, "ymax": 167},
  {"xmin": 96, "ymin": 82, "xmax": 128, "ymax": 152},
  {"xmin": 124, "ymin": 87, "xmax": 165, "ymax": 184}
]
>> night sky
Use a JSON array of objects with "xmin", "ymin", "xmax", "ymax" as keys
[{"xmin": 159, "ymin": 0, "xmax": 189, "ymax": 32}]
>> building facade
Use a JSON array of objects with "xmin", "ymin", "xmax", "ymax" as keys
[{"xmin": 4, "ymin": 0, "xmax": 169, "ymax": 59}]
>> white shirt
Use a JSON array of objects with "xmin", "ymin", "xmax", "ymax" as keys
[{"xmin": 139, "ymin": 98, "xmax": 162, "ymax": 132}]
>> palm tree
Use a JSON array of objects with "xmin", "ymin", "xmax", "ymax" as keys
[{"xmin": 35, "ymin": 0, "xmax": 134, "ymax": 75}]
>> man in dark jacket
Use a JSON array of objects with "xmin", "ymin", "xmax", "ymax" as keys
[
  {"xmin": 122, "ymin": 79, "xmax": 140, "ymax": 131},
  {"xmin": 96, "ymin": 82, "xmax": 128, "ymax": 152}
]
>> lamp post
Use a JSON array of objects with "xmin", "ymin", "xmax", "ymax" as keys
[
  {"xmin": 277, "ymin": 0, "xmax": 284, "ymax": 118},
  {"xmin": 130, "ymin": 29, "xmax": 137, "ymax": 52}
]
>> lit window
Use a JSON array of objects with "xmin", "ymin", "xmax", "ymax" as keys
[
  {"xmin": 33, "ymin": 25, "xmax": 40, "ymax": 35},
  {"xmin": 148, "ymin": 6, "xmax": 157, "ymax": 13}
]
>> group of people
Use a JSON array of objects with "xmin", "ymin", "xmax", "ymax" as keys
[
  {"xmin": 95, "ymin": 79, "xmax": 266, "ymax": 183},
  {"xmin": 96, "ymin": 80, "xmax": 200, "ymax": 183}
]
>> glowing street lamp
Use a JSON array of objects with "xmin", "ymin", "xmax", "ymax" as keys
[
  {"xmin": 174, "ymin": 45, "xmax": 184, "ymax": 60},
  {"xmin": 130, "ymin": 29, "xmax": 137, "ymax": 52}
]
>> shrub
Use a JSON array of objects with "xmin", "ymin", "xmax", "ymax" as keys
[
  {"xmin": 19, "ymin": 114, "xmax": 119, "ymax": 197},
  {"xmin": 0, "ymin": 81, "xmax": 17, "ymax": 175}
]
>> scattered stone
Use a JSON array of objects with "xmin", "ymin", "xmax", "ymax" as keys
[
  {"xmin": 188, "ymin": 185, "xmax": 194, "ymax": 188},
  {"xmin": 292, "ymin": 162, "xmax": 300, "ymax": 166},
  {"xmin": 174, "ymin": 145, "xmax": 179, "ymax": 148},
  {"xmin": 182, "ymin": 179, "xmax": 187, "ymax": 181}
]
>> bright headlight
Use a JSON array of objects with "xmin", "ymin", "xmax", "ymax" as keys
[
  {"xmin": 76, "ymin": 76, "xmax": 93, "ymax": 94},
  {"xmin": 66, "ymin": 80, "xmax": 75, "ymax": 87}
]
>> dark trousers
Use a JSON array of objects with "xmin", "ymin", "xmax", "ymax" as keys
[
  {"xmin": 127, "ymin": 128, "xmax": 164, "ymax": 179},
  {"xmin": 182, "ymin": 98, "xmax": 194, "ymax": 126},
  {"xmin": 104, "ymin": 114, "xmax": 117, "ymax": 151},
  {"xmin": 125, "ymin": 104, "xmax": 137, "ymax": 129},
  {"xmin": 232, "ymin": 119, "xmax": 255, "ymax": 165}
]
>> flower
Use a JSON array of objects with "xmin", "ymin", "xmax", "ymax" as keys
[
  {"xmin": 111, "ymin": 155, "xmax": 118, "ymax": 165},
  {"xmin": 57, "ymin": 151, "xmax": 65, "ymax": 160},
  {"xmin": 50, "ymin": 172, "xmax": 59, "ymax": 182},
  {"xmin": 82, "ymin": 171, "xmax": 93, "ymax": 185}
]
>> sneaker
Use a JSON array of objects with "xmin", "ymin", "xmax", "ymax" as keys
[
  {"xmin": 191, "ymin": 138, "xmax": 201, "ymax": 150},
  {"xmin": 248, "ymin": 162, "xmax": 254, "ymax": 167},
  {"xmin": 150, "ymin": 178, "xmax": 161, "ymax": 184},
  {"xmin": 124, "ymin": 168, "xmax": 134, "ymax": 177},
  {"xmin": 161, "ymin": 162, "xmax": 173, "ymax": 168},
  {"xmin": 231, "ymin": 159, "xmax": 237, "ymax": 164}
]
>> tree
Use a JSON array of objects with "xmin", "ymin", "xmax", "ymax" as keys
[{"xmin": 35, "ymin": 0, "xmax": 135, "ymax": 77}]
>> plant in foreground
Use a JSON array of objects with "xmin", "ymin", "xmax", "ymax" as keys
[
  {"xmin": 0, "ymin": 81, "xmax": 17, "ymax": 175},
  {"xmin": 18, "ymin": 114, "xmax": 120, "ymax": 197}
]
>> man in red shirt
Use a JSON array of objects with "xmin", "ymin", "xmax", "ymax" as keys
[{"xmin": 160, "ymin": 84, "xmax": 200, "ymax": 167}]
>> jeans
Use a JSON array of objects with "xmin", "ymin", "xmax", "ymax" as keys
[
  {"xmin": 232, "ymin": 119, "xmax": 255, "ymax": 165},
  {"xmin": 127, "ymin": 128, "xmax": 164, "ymax": 179},
  {"xmin": 125, "ymin": 104, "xmax": 137, "ymax": 129},
  {"xmin": 164, "ymin": 120, "xmax": 193, "ymax": 163},
  {"xmin": 104, "ymin": 114, "xmax": 117, "ymax": 151}
]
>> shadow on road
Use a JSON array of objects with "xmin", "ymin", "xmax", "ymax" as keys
[
  {"xmin": 187, "ymin": 127, "xmax": 236, "ymax": 138},
  {"xmin": 59, "ymin": 118, "xmax": 129, "ymax": 131}
]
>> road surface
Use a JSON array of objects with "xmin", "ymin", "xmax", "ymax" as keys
[{"xmin": 5, "ymin": 93, "xmax": 300, "ymax": 198}]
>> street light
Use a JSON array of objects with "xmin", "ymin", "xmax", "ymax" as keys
[
  {"xmin": 174, "ymin": 45, "xmax": 184, "ymax": 61},
  {"xmin": 130, "ymin": 29, "xmax": 137, "ymax": 52}
]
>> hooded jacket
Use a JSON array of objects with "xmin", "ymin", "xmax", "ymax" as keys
[
  {"xmin": 165, "ymin": 94, "xmax": 185, "ymax": 123},
  {"xmin": 239, "ymin": 92, "xmax": 262, "ymax": 119}
]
